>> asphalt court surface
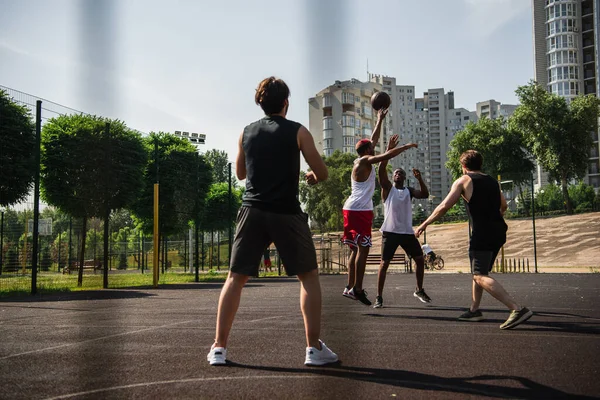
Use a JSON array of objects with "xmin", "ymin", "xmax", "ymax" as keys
[{"xmin": 0, "ymin": 273, "xmax": 599, "ymax": 399}]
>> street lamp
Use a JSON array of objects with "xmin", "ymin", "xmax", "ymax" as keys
[{"xmin": 172, "ymin": 130, "xmax": 207, "ymax": 280}]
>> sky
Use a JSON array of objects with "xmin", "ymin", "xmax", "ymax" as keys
[{"xmin": 0, "ymin": 0, "xmax": 533, "ymax": 165}]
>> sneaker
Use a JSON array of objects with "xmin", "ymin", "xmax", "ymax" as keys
[
  {"xmin": 343, "ymin": 286, "xmax": 355, "ymax": 299},
  {"xmin": 413, "ymin": 288, "xmax": 432, "ymax": 303},
  {"xmin": 373, "ymin": 296, "xmax": 383, "ymax": 308},
  {"xmin": 350, "ymin": 288, "xmax": 371, "ymax": 306},
  {"xmin": 500, "ymin": 307, "xmax": 533, "ymax": 330},
  {"xmin": 305, "ymin": 340, "xmax": 339, "ymax": 366},
  {"xmin": 207, "ymin": 345, "xmax": 227, "ymax": 365},
  {"xmin": 458, "ymin": 309, "xmax": 484, "ymax": 322}
]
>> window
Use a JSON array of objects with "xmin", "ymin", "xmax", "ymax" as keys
[
  {"xmin": 464, "ymin": 116, "xmax": 469, "ymax": 121},
  {"xmin": 342, "ymin": 114, "xmax": 354, "ymax": 127},
  {"xmin": 342, "ymin": 127, "xmax": 354, "ymax": 136},
  {"xmin": 323, "ymin": 139, "xmax": 332, "ymax": 149},
  {"xmin": 343, "ymin": 136, "xmax": 354, "ymax": 146}
]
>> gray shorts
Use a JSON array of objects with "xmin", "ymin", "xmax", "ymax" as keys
[
  {"xmin": 230, "ymin": 206, "xmax": 318, "ymax": 277},
  {"xmin": 469, "ymin": 247, "xmax": 501, "ymax": 276}
]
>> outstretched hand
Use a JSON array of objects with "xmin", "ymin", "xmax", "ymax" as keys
[
  {"xmin": 377, "ymin": 108, "xmax": 389, "ymax": 120},
  {"xmin": 387, "ymin": 134, "xmax": 399, "ymax": 151},
  {"xmin": 412, "ymin": 168, "xmax": 422, "ymax": 180}
]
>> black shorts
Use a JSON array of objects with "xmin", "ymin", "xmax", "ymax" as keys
[
  {"xmin": 230, "ymin": 206, "xmax": 318, "ymax": 277},
  {"xmin": 381, "ymin": 232, "xmax": 423, "ymax": 261},
  {"xmin": 469, "ymin": 247, "xmax": 501, "ymax": 276}
]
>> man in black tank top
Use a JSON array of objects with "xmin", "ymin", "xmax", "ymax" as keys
[
  {"xmin": 207, "ymin": 77, "xmax": 338, "ymax": 366},
  {"xmin": 415, "ymin": 150, "xmax": 533, "ymax": 330}
]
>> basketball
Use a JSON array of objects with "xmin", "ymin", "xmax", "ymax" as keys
[{"xmin": 371, "ymin": 91, "xmax": 391, "ymax": 111}]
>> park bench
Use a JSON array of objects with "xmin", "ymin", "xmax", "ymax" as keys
[
  {"xmin": 63, "ymin": 260, "xmax": 102, "ymax": 274},
  {"xmin": 366, "ymin": 253, "xmax": 411, "ymax": 273}
]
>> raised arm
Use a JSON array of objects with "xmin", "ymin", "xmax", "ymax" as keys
[
  {"xmin": 415, "ymin": 175, "xmax": 466, "ymax": 237},
  {"xmin": 409, "ymin": 169, "xmax": 429, "ymax": 199},
  {"xmin": 366, "ymin": 142, "xmax": 418, "ymax": 165},
  {"xmin": 297, "ymin": 125, "xmax": 328, "ymax": 184},
  {"xmin": 235, "ymin": 131, "xmax": 247, "ymax": 180},
  {"xmin": 369, "ymin": 108, "xmax": 388, "ymax": 148},
  {"xmin": 378, "ymin": 134, "xmax": 398, "ymax": 201}
]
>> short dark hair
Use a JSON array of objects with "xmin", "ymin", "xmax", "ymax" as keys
[
  {"xmin": 460, "ymin": 150, "xmax": 483, "ymax": 171},
  {"xmin": 255, "ymin": 77, "xmax": 290, "ymax": 115}
]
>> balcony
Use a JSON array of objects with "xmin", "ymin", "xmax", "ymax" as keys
[
  {"xmin": 322, "ymin": 116, "xmax": 333, "ymax": 130},
  {"xmin": 323, "ymin": 95, "xmax": 332, "ymax": 108},
  {"xmin": 342, "ymin": 92, "xmax": 355, "ymax": 105},
  {"xmin": 323, "ymin": 129, "xmax": 333, "ymax": 139}
]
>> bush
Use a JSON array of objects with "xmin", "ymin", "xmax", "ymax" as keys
[{"xmin": 4, "ymin": 248, "xmax": 19, "ymax": 272}]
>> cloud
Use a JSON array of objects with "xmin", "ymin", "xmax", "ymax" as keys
[{"xmin": 464, "ymin": 0, "xmax": 530, "ymax": 38}]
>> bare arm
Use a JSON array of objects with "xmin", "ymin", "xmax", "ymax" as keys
[
  {"xmin": 236, "ymin": 132, "xmax": 246, "ymax": 180},
  {"xmin": 365, "ymin": 143, "xmax": 417, "ymax": 165},
  {"xmin": 369, "ymin": 108, "xmax": 388, "ymax": 148},
  {"xmin": 298, "ymin": 126, "xmax": 328, "ymax": 184},
  {"xmin": 409, "ymin": 169, "xmax": 429, "ymax": 199},
  {"xmin": 415, "ymin": 176, "xmax": 466, "ymax": 237},
  {"xmin": 500, "ymin": 190, "xmax": 508, "ymax": 215}
]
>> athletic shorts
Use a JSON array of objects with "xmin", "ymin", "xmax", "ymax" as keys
[
  {"xmin": 230, "ymin": 206, "xmax": 317, "ymax": 277},
  {"xmin": 381, "ymin": 232, "xmax": 423, "ymax": 261},
  {"xmin": 469, "ymin": 247, "xmax": 501, "ymax": 276},
  {"xmin": 342, "ymin": 209, "xmax": 373, "ymax": 248}
]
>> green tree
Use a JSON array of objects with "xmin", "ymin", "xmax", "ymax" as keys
[
  {"xmin": 299, "ymin": 150, "xmax": 355, "ymax": 232},
  {"xmin": 535, "ymin": 184, "xmax": 564, "ymax": 213},
  {"xmin": 568, "ymin": 181, "xmax": 596, "ymax": 212},
  {"xmin": 511, "ymin": 81, "xmax": 600, "ymax": 214},
  {"xmin": 201, "ymin": 183, "xmax": 243, "ymax": 232},
  {"xmin": 446, "ymin": 116, "xmax": 535, "ymax": 186},
  {"xmin": 204, "ymin": 149, "xmax": 235, "ymax": 186},
  {"xmin": 41, "ymin": 114, "xmax": 147, "ymax": 286},
  {"xmin": 0, "ymin": 90, "xmax": 36, "ymax": 207},
  {"xmin": 130, "ymin": 133, "xmax": 213, "ymax": 237}
]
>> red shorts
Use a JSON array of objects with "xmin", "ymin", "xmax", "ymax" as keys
[{"xmin": 342, "ymin": 210, "xmax": 373, "ymax": 248}]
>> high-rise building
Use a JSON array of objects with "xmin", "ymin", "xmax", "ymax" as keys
[
  {"xmin": 475, "ymin": 100, "xmax": 518, "ymax": 120},
  {"xmin": 532, "ymin": 0, "xmax": 600, "ymax": 189},
  {"xmin": 308, "ymin": 79, "xmax": 384, "ymax": 158}
]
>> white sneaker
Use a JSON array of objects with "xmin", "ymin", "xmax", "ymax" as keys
[
  {"xmin": 207, "ymin": 346, "xmax": 227, "ymax": 365},
  {"xmin": 305, "ymin": 340, "xmax": 339, "ymax": 366},
  {"xmin": 343, "ymin": 286, "xmax": 356, "ymax": 300}
]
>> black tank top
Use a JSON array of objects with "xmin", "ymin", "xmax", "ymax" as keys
[
  {"xmin": 466, "ymin": 173, "xmax": 508, "ymax": 250},
  {"xmin": 241, "ymin": 115, "xmax": 302, "ymax": 214}
]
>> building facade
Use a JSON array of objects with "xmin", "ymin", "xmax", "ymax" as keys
[{"xmin": 532, "ymin": 0, "xmax": 600, "ymax": 189}]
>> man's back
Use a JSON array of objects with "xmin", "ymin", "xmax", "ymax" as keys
[
  {"xmin": 242, "ymin": 115, "xmax": 301, "ymax": 214},
  {"xmin": 466, "ymin": 173, "xmax": 507, "ymax": 250}
]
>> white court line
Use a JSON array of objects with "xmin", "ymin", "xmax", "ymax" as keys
[
  {"xmin": 0, "ymin": 320, "xmax": 196, "ymax": 361},
  {"xmin": 42, "ymin": 374, "xmax": 510, "ymax": 400},
  {"xmin": 247, "ymin": 315, "xmax": 283, "ymax": 323}
]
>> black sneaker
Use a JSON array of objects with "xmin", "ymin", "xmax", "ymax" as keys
[
  {"xmin": 350, "ymin": 288, "xmax": 371, "ymax": 306},
  {"xmin": 413, "ymin": 289, "xmax": 432, "ymax": 303},
  {"xmin": 458, "ymin": 309, "xmax": 484, "ymax": 322},
  {"xmin": 373, "ymin": 296, "xmax": 383, "ymax": 308},
  {"xmin": 500, "ymin": 307, "xmax": 533, "ymax": 330}
]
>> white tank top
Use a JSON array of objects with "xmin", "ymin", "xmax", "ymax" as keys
[
  {"xmin": 379, "ymin": 186, "xmax": 414, "ymax": 234},
  {"xmin": 343, "ymin": 161, "xmax": 376, "ymax": 211}
]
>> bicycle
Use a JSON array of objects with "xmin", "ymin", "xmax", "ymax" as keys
[{"xmin": 425, "ymin": 253, "xmax": 445, "ymax": 270}]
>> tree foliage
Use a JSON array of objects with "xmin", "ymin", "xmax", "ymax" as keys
[
  {"xmin": 41, "ymin": 114, "xmax": 147, "ymax": 218},
  {"xmin": 446, "ymin": 116, "xmax": 534, "ymax": 185},
  {"xmin": 0, "ymin": 90, "xmax": 36, "ymax": 207},
  {"xmin": 510, "ymin": 81, "xmax": 600, "ymax": 213},
  {"xmin": 200, "ymin": 182, "xmax": 243, "ymax": 232},
  {"xmin": 204, "ymin": 149, "xmax": 235, "ymax": 186},
  {"xmin": 130, "ymin": 133, "xmax": 213, "ymax": 236},
  {"xmin": 299, "ymin": 150, "xmax": 355, "ymax": 232}
]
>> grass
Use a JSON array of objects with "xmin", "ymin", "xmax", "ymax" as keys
[{"xmin": 0, "ymin": 270, "xmax": 231, "ymax": 298}]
